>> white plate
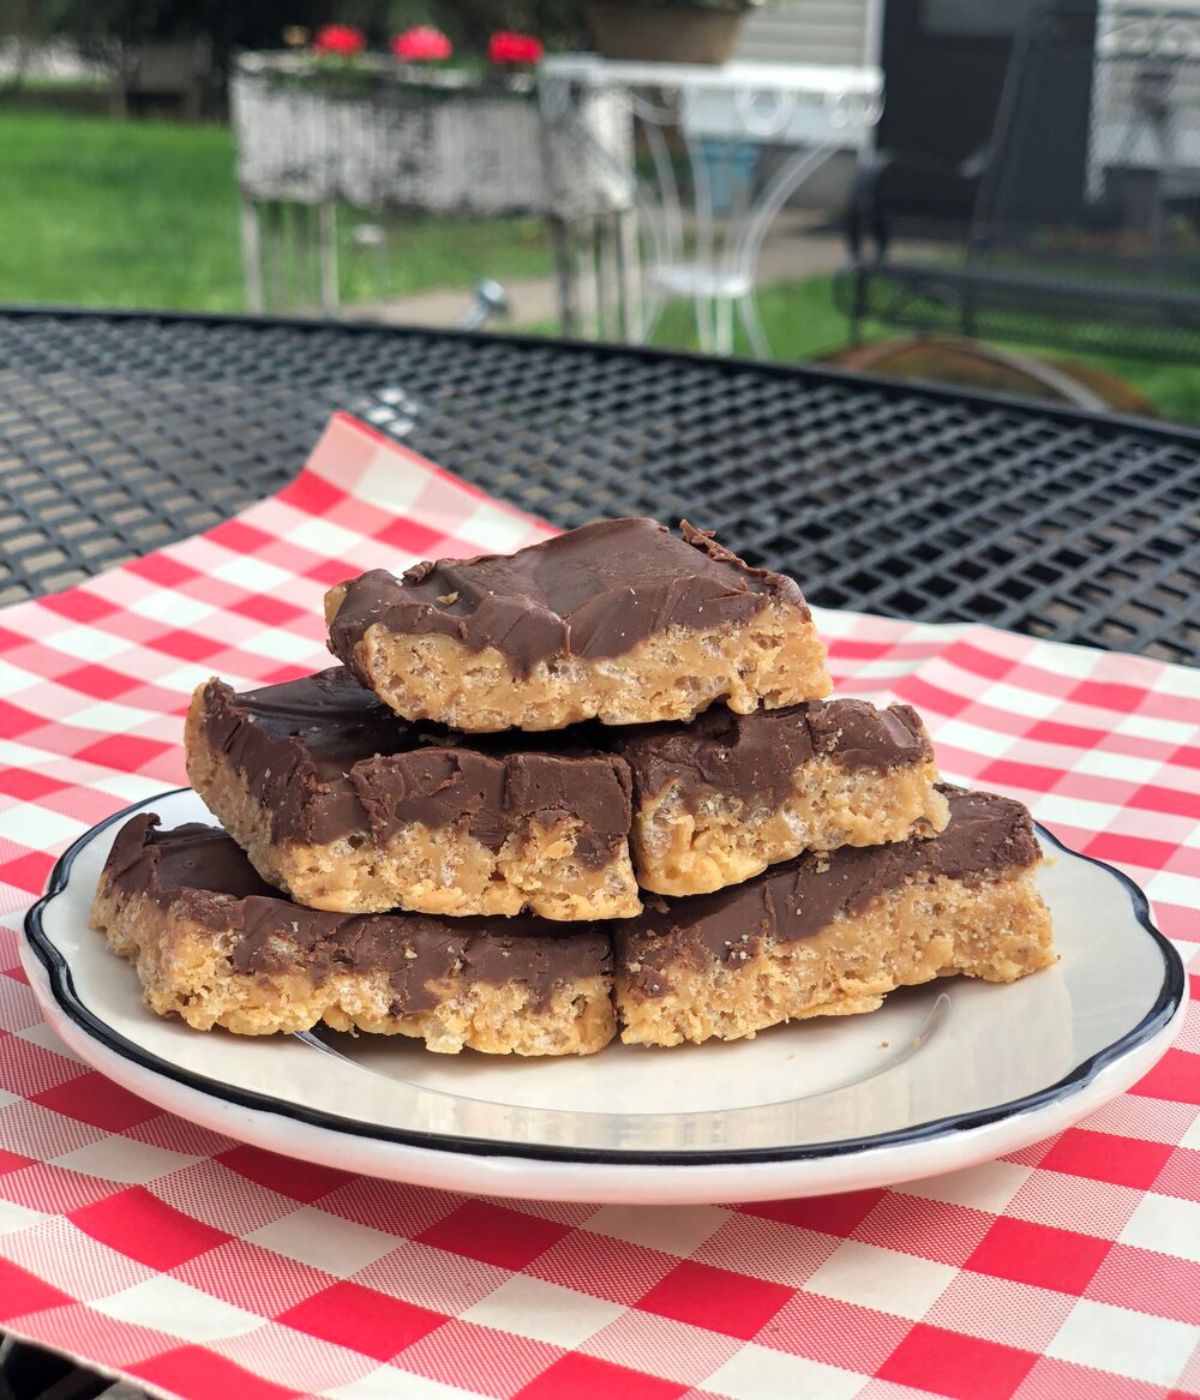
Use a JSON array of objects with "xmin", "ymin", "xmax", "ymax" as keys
[{"xmin": 23, "ymin": 788, "xmax": 1185, "ymax": 1205}]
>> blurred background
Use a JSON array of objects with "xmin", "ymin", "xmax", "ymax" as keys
[{"xmin": 2, "ymin": 0, "xmax": 1199, "ymax": 421}]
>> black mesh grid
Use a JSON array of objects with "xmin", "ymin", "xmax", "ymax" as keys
[{"xmin": 1, "ymin": 308, "xmax": 1197, "ymax": 665}]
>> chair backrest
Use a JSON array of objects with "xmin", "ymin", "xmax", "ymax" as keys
[
  {"xmin": 969, "ymin": 0, "xmax": 1099, "ymax": 255},
  {"xmin": 971, "ymin": 0, "xmax": 1200, "ymax": 278}
]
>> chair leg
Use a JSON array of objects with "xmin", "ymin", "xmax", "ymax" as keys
[
  {"xmin": 318, "ymin": 201, "xmax": 339, "ymax": 318},
  {"xmin": 738, "ymin": 293, "xmax": 771, "ymax": 360},
  {"xmin": 263, "ymin": 202, "xmax": 286, "ymax": 314},
  {"xmin": 694, "ymin": 291, "xmax": 714, "ymax": 354},
  {"xmin": 617, "ymin": 209, "xmax": 644, "ymax": 344},
  {"xmin": 551, "ymin": 219, "xmax": 577, "ymax": 337},
  {"xmin": 849, "ymin": 268, "xmax": 867, "ymax": 347},
  {"xmin": 642, "ymin": 291, "xmax": 665, "ymax": 348},
  {"xmin": 715, "ymin": 296, "xmax": 734, "ymax": 356},
  {"xmin": 240, "ymin": 195, "xmax": 264, "ymax": 314},
  {"xmin": 849, "ymin": 301, "xmax": 864, "ymax": 347}
]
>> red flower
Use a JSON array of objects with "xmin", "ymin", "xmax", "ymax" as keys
[
  {"xmin": 488, "ymin": 31, "xmax": 544, "ymax": 65},
  {"xmin": 392, "ymin": 26, "xmax": 452, "ymax": 61},
  {"xmin": 314, "ymin": 24, "xmax": 366, "ymax": 56}
]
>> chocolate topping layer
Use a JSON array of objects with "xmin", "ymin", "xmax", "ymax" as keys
[
  {"xmin": 103, "ymin": 814, "xmax": 610, "ymax": 1012},
  {"xmin": 618, "ymin": 787, "xmax": 1040, "ymax": 991},
  {"xmin": 198, "ymin": 670, "xmax": 940, "ymax": 860},
  {"xmin": 198, "ymin": 668, "xmax": 631, "ymax": 862},
  {"xmin": 617, "ymin": 699, "xmax": 933, "ymax": 809},
  {"xmin": 327, "ymin": 518, "xmax": 808, "ymax": 679},
  {"xmin": 106, "ymin": 816, "xmax": 278, "ymax": 904}
]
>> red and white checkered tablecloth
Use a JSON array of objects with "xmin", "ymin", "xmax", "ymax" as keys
[{"xmin": 0, "ymin": 413, "xmax": 1197, "ymax": 1400}]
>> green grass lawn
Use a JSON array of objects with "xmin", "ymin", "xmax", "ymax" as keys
[
  {"xmin": 0, "ymin": 112, "xmax": 551, "ymax": 312},
  {"xmin": 2, "ymin": 110, "xmax": 1198, "ymax": 422},
  {"xmin": 648, "ymin": 275, "xmax": 1200, "ymax": 425},
  {"xmin": 0, "ymin": 114, "xmax": 243, "ymax": 309},
  {"xmin": 774, "ymin": 282, "xmax": 1200, "ymax": 425}
]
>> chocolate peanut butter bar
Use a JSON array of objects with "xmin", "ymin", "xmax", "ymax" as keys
[
  {"xmin": 189, "ymin": 670, "xmax": 950, "ymax": 915},
  {"xmin": 615, "ymin": 787, "xmax": 1054, "ymax": 1047},
  {"xmin": 617, "ymin": 699, "xmax": 950, "ymax": 896},
  {"xmin": 186, "ymin": 668, "xmax": 641, "ymax": 920},
  {"xmin": 92, "ymin": 814, "xmax": 615, "ymax": 1055},
  {"xmin": 325, "ymin": 518, "xmax": 831, "ymax": 732}
]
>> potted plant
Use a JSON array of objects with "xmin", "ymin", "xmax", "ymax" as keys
[{"xmin": 586, "ymin": 0, "xmax": 762, "ymax": 65}]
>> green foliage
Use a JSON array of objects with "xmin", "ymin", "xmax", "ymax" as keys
[
  {"xmin": 0, "ymin": 0, "xmax": 589, "ymax": 56},
  {"xmin": 0, "ymin": 0, "xmax": 329, "ymax": 73},
  {"xmin": 379, "ymin": 0, "xmax": 587, "ymax": 53},
  {"xmin": 0, "ymin": 113, "xmax": 244, "ymax": 309}
]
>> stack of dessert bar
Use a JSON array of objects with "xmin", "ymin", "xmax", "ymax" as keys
[{"xmin": 92, "ymin": 519, "xmax": 1055, "ymax": 1056}]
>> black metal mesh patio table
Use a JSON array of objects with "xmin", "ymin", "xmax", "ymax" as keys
[{"xmin": 1, "ymin": 307, "xmax": 1197, "ymax": 667}]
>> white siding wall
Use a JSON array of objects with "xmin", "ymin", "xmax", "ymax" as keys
[
  {"xmin": 733, "ymin": 1, "xmax": 880, "ymax": 209},
  {"xmin": 736, "ymin": 0, "xmax": 877, "ymax": 67}
]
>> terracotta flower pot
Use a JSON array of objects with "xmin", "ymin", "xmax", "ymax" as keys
[{"xmin": 586, "ymin": 1, "xmax": 745, "ymax": 64}]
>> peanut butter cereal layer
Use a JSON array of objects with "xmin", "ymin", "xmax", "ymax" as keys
[
  {"xmin": 325, "ymin": 518, "xmax": 831, "ymax": 732},
  {"xmin": 615, "ymin": 787, "xmax": 1054, "ymax": 1048},
  {"xmin": 189, "ymin": 669, "xmax": 950, "ymax": 914},
  {"xmin": 617, "ymin": 699, "xmax": 949, "ymax": 896},
  {"xmin": 92, "ymin": 814, "xmax": 615, "ymax": 1055},
  {"xmin": 186, "ymin": 668, "xmax": 640, "ymax": 920}
]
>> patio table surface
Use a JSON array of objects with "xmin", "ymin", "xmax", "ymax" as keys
[
  {"xmin": 0, "ymin": 309, "xmax": 1196, "ymax": 665},
  {"xmin": 0, "ymin": 313, "xmax": 1197, "ymax": 1400}
]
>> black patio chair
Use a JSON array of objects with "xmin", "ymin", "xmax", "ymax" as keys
[{"xmin": 835, "ymin": 2, "xmax": 1200, "ymax": 363}]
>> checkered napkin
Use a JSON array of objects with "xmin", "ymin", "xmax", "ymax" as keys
[{"xmin": 0, "ymin": 413, "xmax": 1197, "ymax": 1400}]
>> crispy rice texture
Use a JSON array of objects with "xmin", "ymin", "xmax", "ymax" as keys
[
  {"xmin": 186, "ymin": 724, "xmax": 641, "ymax": 921},
  {"xmin": 615, "ymin": 868, "xmax": 1055, "ymax": 1047},
  {"xmin": 93, "ymin": 862, "xmax": 1052, "ymax": 1055},
  {"xmin": 632, "ymin": 753, "xmax": 949, "ymax": 896},
  {"xmin": 90, "ymin": 883, "xmax": 615, "ymax": 1056}
]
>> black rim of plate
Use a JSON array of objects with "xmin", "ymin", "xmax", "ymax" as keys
[{"xmin": 24, "ymin": 790, "xmax": 1185, "ymax": 1168}]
